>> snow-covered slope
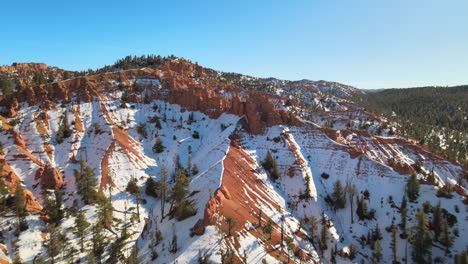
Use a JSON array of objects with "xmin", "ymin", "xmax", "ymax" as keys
[{"xmin": 0, "ymin": 59, "xmax": 465, "ymax": 264}]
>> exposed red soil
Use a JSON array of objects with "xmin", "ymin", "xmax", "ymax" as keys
[
  {"xmin": 0, "ymin": 158, "xmax": 42, "ymax": 213},
  {"xmin": 72, "ymin": 105, "xmax": 84, "ymax": 133},
  {"xmin": 193, "ymin": 143, "xmax": 312, "ymax": 263},
  {"xmin": 99, "ymin": 141, "xmax": 116, "ymax": 193},
  {"xmin": 0, "ymin": 244, "xmax": 10, "ymax": 264},
  {"xmin": 33, "ymin": 111, "xmax": 50, "ymax": 135}
]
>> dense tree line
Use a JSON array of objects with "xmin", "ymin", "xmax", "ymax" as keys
[{"xmin": 353, "ymin": 85, "xmax": 468, "ymax": 167}]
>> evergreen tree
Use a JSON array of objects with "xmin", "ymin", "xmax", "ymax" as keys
[
  {"xmin": 126, "ymin": 179, "xmax": 140, "ymax": 195},
  {"xmin": 191, "ymin": 163, "xmax": 199, "ymax": 176},
  {"xmin": 43, "ymin": 190, "xmax": 64, "ymax": 225},
  {"xmin": 33, "ymin": 71, "xmax": 46, "ymax": 85},
  {"xmin": 356, "ymin": 196, "xmax": 368, "ymax": 220},
  {"xmin": 439, "ymin": 220, "xmax": 453, "ymax": 254},
  {"xmin": 56, "ymin": 111, "xmax": 72, "ymax": 143},
  {"xmin": 432, "ymin": 201, "xmax": 443, "ymax": 239},
  {"xmin": 0, "ymin": 78, "xmax": 13, "ymax": 95},
  {"xmin": 346, "ymin": 182, "xmax": 358, "ymax": 223},
  {"xmin": 158, "ymin": 166, "xmax": 168, "ymax": 222},
  {"xmin": 145, "ymin": 177, "xmax": 158, "ymax": 197},
  {"xmin": 91, "ymin": 223, "xmax": 107, "ymax": 264},
  {"xmin": 427, "ymin": 169, "xmax": 436, "ymax": 184},
  {"xmin": 320, "ymin": 221, "xmax": 328, "ymax": 250},
  {"xmin": 44, "ymin": 224, "xmax": 66, "ymax": 264},
  {"xmin": 152, "ymin": 138, "xmax": 165, "ymax": 153},
  {"xmin": 372, "ymin": 239, "xmax": 383, "ymax": 264},
  {"xmin": 127, "ymin": 245, "xmax": 139, "ymax": 264},
  {"xmin": 256, "ymin": 208, "xmax": 263, "ymax": 228},
  {"xmin": 331, "ymin": 179, "xmax": 346, "ymax": 210},
  {"xmin": 391, "ymin": 226, "xmax": 399, "ymax": 264},
  {"xmin": 263, "ymin": 219, "xmax": 274, "ymax": 240},
  {"xmin": 169, "ymin": 168, "xmax": 196, "ymax": 220},
  {"xmin": 456, "ymin": 250, "xmax": 468, "ymax": 264},
  {"xmin": 406, "ymin": 174, "xmax": 420, "ymax": 202},
  {"xmin": 400, "ymin": 196, "xmax": 408, "ymax": 233},
  {"xmin": 373, "ymin": 223, "xmax": 383, "ymax": 241},
  {"xmin": 262, "ymin": 151, "xmax": 280, "ymax": 181},
  {"xmin": 107, "ymin": 230, "xmax": 126, "ymax": 264},
  {"xmin": 170, "ymin": 230, "xmax": 178, "ymax": 254},
  {"xmin": 74, "ymin": 210, "xmax": 90, "ymax": 252},
  {"xmin": 74, "ymin": 160, "xmax": 98, "ymax": 204},
  {"xmin": 97, "ymin": 194, "xmax": 113, "ymax": 228},
  {"xmin": 409, "ymin": 211, "xmax": 433, "ymax": 264},
  {"xmin": 14, "ymin": 184, "xmax": 28, "ymax": 233},
  {"xmin": 225, "ymin": 216, "xmax": 236, "ymax": 236}
]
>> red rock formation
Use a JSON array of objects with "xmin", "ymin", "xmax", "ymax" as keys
[
  {"xmin": 34, "ymin": 166, "xmax": 64, "ymax": 190},
  {"xmin": 0, "ymin": 158, "xmax": 42, "ymax": 213},
  {"xmin": 193, "ymin": 143, "xmax": 311, "ymax": 263},
  {"xmin": 2, "ymin": 59, "xmax": 301, "ymax": 134}
]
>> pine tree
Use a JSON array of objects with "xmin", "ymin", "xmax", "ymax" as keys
[
  {"xmin": 74, "ymin": 210, "xmax": 90, "ymax": 252},
  {"xmin": 0, "ymin": 78, "xmax": 13, "ymax": 95},
  {"xmin": 427, "ymin": 169, "xmax": 436, "ymax": 184},
  {"xmin": 158, "ymin": 166, "xmax": 168, "ymax": 222},
  {"xmin": 225, "ymin": 216, "xmax": 236, "ymax": 236},
  {"xmin": 169, "ymin": 168, "xmax": 196, "ymax": 220},
  {"xmin": 44, "ymin": 224, "xmax": 66, "ymax": 264},
  {"xmin": 372, "ymin": 239, "xmax": 383, "ymax": 264},
  {"xmin": 256, "ymin": 208, "xmax": 263, "ymax": 228},
  {"xmin": 439, "ymin": 220, "xmax": 453, "ymax": 254},
  {"xmin": 74, "ymin": 160, "xmax": 98, "ymax": 204},
  {"xmin": 14, "ymin": 184, "xmax": 28, "ymax": 233},
  {"xmin": 262, "ymin": 151, "xmax": 279, "ymax": 181},
  {"xmin": 152, "ymin": 138, "xmax": 165, "ymax": 153},
  {"xmin": 346, "ymin": 182, "xmax": 358, "ymax": 223},
  {"xmin": 409, "ymin": 211, "xmax": 433, "ymax": 264},
  {"xmin": 56, "ymin": 111, "xmax": 72, "ymax": 143},
  {"xmin": 107, "ymin": 230, "xmax": 126, "ymax": 264},
  {"xmin": 320, "ymin": 221, "xmax": 328, "ymax": 251},
  {"xmin": 126, "ymin": 179, "xmax": 140, "ymax": 195},
  {"xmin": 307, "ymin": 215, "xmax": 319, "ymax": 240},
  {"xmin": 431, "ymin": 200, "xmax": 443, "ymax": 239},
  {"xmin": 356, "ymin": 196, "xmax": 368, "ymax": 220},
  {"xmin": 373, "ymin": 223, "xmax": 383, "ymax": 241},
  {"xmin": 406, "ymin": 174, "xmax": 420, "ymax": 202},
  {"xmin": 331, "ymin": 179, "xmax": 346, "ymax": 210},
  {"xmin": 400, "ymin": 196, "xmax": 408, "ymax": 233},
  {"xmin": 191, "ymin": 163, "xmax": 199, "ymax": 176},
  {"xmin": 91, "ymin": 223, "xmax": 107, "ymax": 264},
  {"xmin": 456, "ymin": 250, "xmax": 468, "ymax": 264},
  {"xmin": 391, "ymin": 226, "xmax": 399, "ymax": 263},
  {"xmin": 97, "ymin": 194, "xmax": 113, "ymax": 229},
  {"xmin": 127, "ymin": 245, "xmax": 139, "ymax": 264},
  {"xmin": 170, "ymin": 230, "xmax": 178, "ymax": 254},
  {"xmin": 263, "ymin": 219, "xmax": 274, "ymax": 240},
  {"xmin": 43, "ymin": 190, "xmax": 64, "ymax": 225}
]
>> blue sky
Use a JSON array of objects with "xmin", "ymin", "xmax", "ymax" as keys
[{"xmin": 2, "ymin": 0, "xmax": 467, "ymax": 89}]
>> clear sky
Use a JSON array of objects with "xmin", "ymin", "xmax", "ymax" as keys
[{"xmin": 2, "ymin": 0, "xmax": 467, "ymax": 89}]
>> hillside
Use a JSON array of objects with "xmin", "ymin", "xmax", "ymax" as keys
[
  {"xmin": 0, "ymin": 58, "xmax": 466, "ymax": 264},
  {"xmin": 353, "ymin": 86, "xmax": 468, "ymax": 167}
]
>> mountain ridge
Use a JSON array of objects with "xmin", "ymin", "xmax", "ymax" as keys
[{"xmin": 0, "ymin": 57, "xmax": 466, "ymax": 264}]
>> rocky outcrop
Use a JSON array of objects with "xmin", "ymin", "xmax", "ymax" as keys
[
  {"xmin": 0, "ymin": 63, "xmax": 47, "ymax": 77},
  {"xmin": 34, "ymin": 166, "xmax": 64, "ymax": 190},
  {"xmin": 2, "ymin": 59, "xmax": 301, "ymax": 134},
  {"xmin": 0, "ymin": 158, "xmax": 42, "ymax": 213}
]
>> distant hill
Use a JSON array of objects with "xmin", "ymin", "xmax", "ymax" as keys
[{"xmin": 354, "ymin": 85, "xmax": 468, "ymax": 166}]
